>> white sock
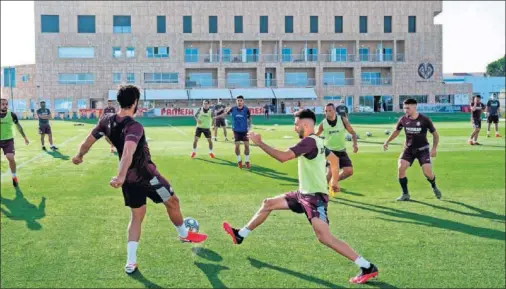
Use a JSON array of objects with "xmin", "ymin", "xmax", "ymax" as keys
[
  {"xmin": 12, "ymin": 173, "xmax": 16, "ymax": 178},
  {"xmin": 176, "ymin": 224, "xmax": 188, "ymax": 238},
  {"xmin": 245, "ymin": 155, "xmax": 250, "ymax": 162},
  {"xmin": 238, "ymin": 227, "xmax": 251, "ymax": 238},
  {"xmin": 209, "ymin": 149, "xmax": 213, "ymax": 154},
  {"xmin": 487, "ymin": 131, "xmax": 490, "ymax": 135},
  {"xmin": 354, "ymin": 256, "xmax": 371, "ymax": 268},
  {"xmin": 192, "ymin": 148, "xmax": 196, "ymax": 153},
  {"xmin": 127, "ymin": 241, "xmax": 138, "ymax": 264},
  {"xmin": 236, "ymin": 155, "xmax": 242, "ymax": 162}
]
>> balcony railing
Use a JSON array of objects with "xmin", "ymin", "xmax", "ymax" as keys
[
  {"xmin": 222, "ymin": 54, "xmax": 259, "ymax": 63},
  {"xmin": 323, "ymin": 78, "xmax": 354, "ymax": 87},
  {"xmin": 359, "ymin": 54, "xmax": 394, "ymax": 62},
  {"xmin": 261, "ymin": 54, "xmax": 280, "ymax": 62},
  {"xmin": 322, "ymin": 54, "xmax": 357, "ymax": 62},
  {"xmin": 184, "ymin": 54, "xmax": 220, "ymax": 63},
  {"xmin": 264, "ymin": 78, "xmax": 277, "ymax": 88},
  {"xmin": 185, "ymin": 79, "xmax": 218, "ymax": 88},
  {"xmin": 396, "ymin": 53, "xmax": 405, "ymax": 62},
  {"xmin": 284, "ymin": 78, "xmax": 316, "ymax": 87},
  {"xmin": 360, "ymin": 77, "xmax": 392, "ymax": 86},
  {"xmin": 225, "ymin": 78, "xmax": 257, "ymax": 88},
  {"xmin": 281, "ymin": 54, "xmax": 318, "ymax": 63}
]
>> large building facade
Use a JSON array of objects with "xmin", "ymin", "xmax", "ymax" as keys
[{"xmin": 3, "ymin": 1, "xmax": 472, "ymax": 113}]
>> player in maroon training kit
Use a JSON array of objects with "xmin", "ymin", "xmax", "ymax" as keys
[
  {"xmin": 103, "ymin": 100, "xmax": 117, "ymax": 153},
  {"xmin": 72, "ymin": 85, "xmax": 207, "ymax": 274},
  {"xmin": 383, "ymin": 98, "xmax": 442, "ymax": 201}
]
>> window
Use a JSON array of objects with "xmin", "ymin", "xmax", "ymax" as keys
[
  {"xmin": 285, "ymin": 72, "xmax": 309, "ymax": 87},
  {"xmin": 335, "ymin": 16, "xmax": 343, "ymax": 33},
  {"xmin": 408, "ymin": 16, "xmax": 416, "ymax": 33},
  {"xmin": 21, "ymin": 74, "xmax": 30, "ymax": 82},
  {"xmin": 185, "ymin": 48, "xmax": 199, "ymax": 62},
  {"xmin": 77, "ymin": 99, "xmax": 87, "ymax": 109},
  {"xmin": 384, "ymin": 16, "xmax": 392, "ymax": 33},
  {"xmin": 260, "ymin": 16, "xmax": 268, "ymax": 33},
  {"xmin": 234, "ymin": 16, "xmax": 243, "ymax": 33},
  {"xmin": 310, "ymin": 16, "xmax": 318, "ymax": 33},
  {"xmin": 359, "ymin": 96, "xmax": 374, "ymax": 112},
  {"xmin": 113, "ymin": 73, "xmax": 122, "ymax": 84},
  {"xmin": 157, "ymin": 16, "xmax": 166, "ymax": 33},
  {"xmin": 359, "ymin": 48, "xmax": 369, "ymax": 61},
  {"xmin": 361, "ymin": 72, "xmax": 381, "ymax": 85},
  {"xmin": 146, "ymin": 47, "xmax": 169, "ymax": 58},
  {"xmin": 209, "ymin": 16, "xmax": 218, "ymax": 33},
  {"xmin": 359, "ymin": 16, "xmax": 367, "ymax": 33},
  {"xmin": 323, "ymin": 72, "xmax": 345, "ymax": 86},
  {"xmin": 3, "ymin": 68, "xmax": 15, "ymax": 87},
  {"xmin": 78, "ymin": 15, "xmax": 95, "ymax": 33},
  {"xmin": 188, "ymin": 73, "xmax": 214, "ymax": 88},
  {"xmin": 58, "ymin": 73, "xmax": 94, "ymax": 84},
  {"xmin": 383, "ymin": 48, "xmax": 393, "ymax": 61},
  {"xmin": 331, "ymin": 48, "xmax": 347, "ymax": 62},
  {"xmin": 126, "ymin": 47, "xmax": 135, "ymax": 58},
  {"xmin": 113, "ymin": 15, "xmax": 131, "ymax": 33},
  {"xmin": 282, "ymin": 48, "xmax": 292, "ymax": 62},
  {"xmin": 41, "ymin": 15, "xmax": 59, "ymax": 33},
  {"xmin": 285, "ymin": 16, "xmax": 293, "ymax": 33},
  {"xmin": 226, "ymin": 73, "xmax": 252, "ymax": 88},
  {"xmin": 112, "ymin": 47, "xmax": 122, "ymax": 58},
  {"xmin": 222, "ymin": 48, "xmax": 231, "ymax": 62},
  {"xmin": 183, "ymin": 16, "xmax": 192, "ymax": 33},
  {"xmin": 144, "ymin": 73, "xmax": 178, "ymax": 84},
  {"xmin": 58, "ymin": 47, "xmax": 95, "ymax": 58},
  {"xmin": 127, "ymin": 73, "xmax": 135, "ymax": 84},
  {"xmin": 54, "ymin": 99, "xmax": 72, "ymax": 111}
]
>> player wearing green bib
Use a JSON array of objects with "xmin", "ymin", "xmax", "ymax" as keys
[
  {"xmin": 316, "ymin": 103, "xmax": 358, "ymax": 190},
  {"xmin": 222, "ymin": 109, "xmax": 378, "ymax": 285},
  {"xmin": 191, "ymin": 100, "xmax": 214, "ymax": 159},
  {"xmin": 0, "ymin": 98, "xmax": 30, "ymax": 187}
]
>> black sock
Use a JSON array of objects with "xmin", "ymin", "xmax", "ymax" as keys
[
  {"xmin": 427, "ymin": 175, "xmax": 437, "ymax": 188},
  {"xmin": 399, "ymin": 177, "xmax": 409, "ymax": 195}
]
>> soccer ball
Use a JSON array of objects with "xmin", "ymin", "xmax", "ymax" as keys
[
  {"xmin": 385, "ymin": 130, "xmax": 391, "ymax": 135},
  {"xmin": 184, "ymin": 217, "xmax": 200, "ymax": 233},
  {"xmin": 345, "ymin": 134, "xmax": 352, "ymax": 141},
  {"xmin": 366, "ymin": 132, "xmax": 372, "ymax": 137}
]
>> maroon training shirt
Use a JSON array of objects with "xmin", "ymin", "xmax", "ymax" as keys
[{"xmin": 396, "ymin": 114, "xmax": 436, "ymax": 149}]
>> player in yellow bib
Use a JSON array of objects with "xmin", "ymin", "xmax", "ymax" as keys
[
  {"xmin": 0, "ymin": 98, "xmax": 30, "ymax": 187},
  {"xmin": 222, "ymin": 109, "xmax": 379, "ymax": 284},
  {"xmin": 316, "ymin": 103, "xmax": 358, "ymax": 195},
  {"xmin": 191, "ymin": 100, "xmax": 214, "ymax": 159}
]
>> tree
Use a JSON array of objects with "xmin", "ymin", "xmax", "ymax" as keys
[{"xmin": 486, "ymin": 56, "xmax": 505, "ymax": 76}]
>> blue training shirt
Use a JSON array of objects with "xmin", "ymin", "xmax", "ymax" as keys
[{"xmin": 229, "ymin": 106, "xmax": 250, "ymax": 132}]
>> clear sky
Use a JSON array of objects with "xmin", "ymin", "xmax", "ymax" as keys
[{"xmin": 1, "ymin": 1, "xmax": 504, "ymax": 73}]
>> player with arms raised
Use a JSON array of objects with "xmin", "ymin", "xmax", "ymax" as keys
[
  {"xmin": 72, "ymin": 85, "xmax": 207, "ymax": 274},
  {"xmin": 383, "ymin": 98, "xmax": 441, "ymax": 201},
  {"xmin": 222, "ymin": 109, "xmax": 379, "ymax": 284}
]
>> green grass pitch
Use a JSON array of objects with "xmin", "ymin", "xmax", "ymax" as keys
[{"xmin": 1, "ymin": 118, "xmax": 505, "ymax": 288}]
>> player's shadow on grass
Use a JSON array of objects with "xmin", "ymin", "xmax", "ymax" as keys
[
  {"xmin": 339, "ymin": 188, "xmax": 364, "ymax": 197},
  {"xmin": 127, "ymin": 270, "xmax": 163, "ymax": 289},
  {"xmin": 192, "ymin": 247, "xmax": 223, "ymax": 262},
  {"xmin": 196, "ymin": 157, "xmax": 298, "ymax": 184},
  {"xmin": 333, "ymin": 198, "xmax": 505, "ymax": 241},
  {"xmin": 0, "ymin": 187, "xmax": 46, "ymax": 230},
  {"xmin": 194, "ymin": 262, "xmax": 229, "ymax": 289},
  {"xmin": 45, "ymin": 150, "xmax": 70, "ymax": 160},
  {"xmin": 410, "ymin": 200, "xmax": 505, "ymax": 223}
]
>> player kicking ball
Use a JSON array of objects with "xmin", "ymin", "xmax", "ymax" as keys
[
  {"xmin": 72, "ymin": 85, "xmax": 207, "ymax": 274},
  {"xmin": 0, "ymin": 98, "xmax": 30, "ymax": 187},
  {"xmin": 383, "ymin": 98, "xmax": 442, "ymax": 201},
  {"xmin": 222, "ymin": 109, "xmax": 379, "ymax": 284},
  {"xmin": 191, "ymin": 100, "xmax": 214, "ymax": 159},
  {"xmin": 316, "ymin": 103, "xmax": 358, "ymax": 197}
]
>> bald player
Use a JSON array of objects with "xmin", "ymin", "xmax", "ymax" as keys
[
  {"xmin": 0, "ymin": 98, "xmax": 30, "ymax": 187},
  {"xmin": 383, "ymin": 98, "xmax": 442, "ymax": 201},
  {"xmin": 72, "ymin": 85, "xmax": 207, "ymax": 274},
  {"xmin": 316, "ymin": 103, "xmax": 358, "ymax": 195},
  {"xmin": 222, "ymin": 109, "xmax": 379, "ymax": 284},
  {"xmin": 103, "ymin": 100, "xmax": 117, "ymax": 153}
]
